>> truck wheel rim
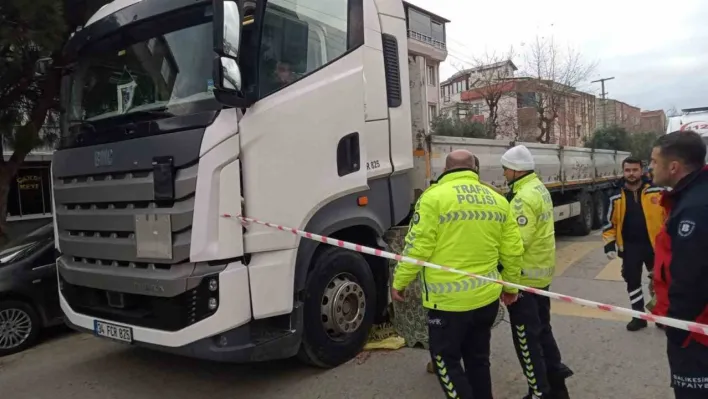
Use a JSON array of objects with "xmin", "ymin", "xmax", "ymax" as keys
[
  {"xmin": 0, "ymin": 308, "xmax": 32, "ymax": 349},
  {"xmin": 321, "ymin": 273, "xmax": 366, "ymax": 340}
]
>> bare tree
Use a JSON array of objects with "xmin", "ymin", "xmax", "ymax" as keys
[
  {"xmin": 523, "ymin": 35, "xmax": 597, "ymax": 143},
  {"xmin": 490, "ymin": 98, "xmax": 520, "ymax": 141},
  {"xmin": 465, "ymin": 47, "xmax": 517, "ymax": 139},
  {"xmin": 665, "ymin": 105, "xmax": 680, "ymax": 118}
]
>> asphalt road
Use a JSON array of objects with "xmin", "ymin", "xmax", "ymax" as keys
[{"xmin": 0, "ymin": 232, "xmax": 674, "ymax": 398}]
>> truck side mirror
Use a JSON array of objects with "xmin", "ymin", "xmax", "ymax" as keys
[{"xmin": 212, "ymin": 0, "xmax": 249, "ymax": 107}]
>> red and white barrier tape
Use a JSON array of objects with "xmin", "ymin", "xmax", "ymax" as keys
[{"xmin": 221, "ymin": 214, "xmax": 708, "ymax": 337}]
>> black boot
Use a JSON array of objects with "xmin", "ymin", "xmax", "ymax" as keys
[
  {"xmin": 548, "ymin": 364, "xmax": 573, "ymax": 399},
  {"xmin": 548, "ymin": 378, "xmax": 570, "ymax": 399},
  {"xmin": 626, "ymin": 318, "xmax": 648, "ymax": 331}
]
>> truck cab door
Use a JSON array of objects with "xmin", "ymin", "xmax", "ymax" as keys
[{"xmin": 238, "ymin": 0, "xmax": 369, "ymax": 251}]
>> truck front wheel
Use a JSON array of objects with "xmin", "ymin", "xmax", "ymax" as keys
[
  {"xmin": 297, "ymin": 246, "xmax": 376, "ymax": 368},
  {"xmin": 591, "ymin": 190, "xmax": 607, "ymax": 229}
]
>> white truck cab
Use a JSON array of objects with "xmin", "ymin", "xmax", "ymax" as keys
[{"xmin": 55, "ymin": 0, "xmax": 413, "ymax": 367}]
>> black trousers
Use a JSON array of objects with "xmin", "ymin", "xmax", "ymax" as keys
[
  {"xmin": 507, "ymin": 287, "xmax": 569, "ymax": 397},
  {"xmin": 667, "ymin": 339, "xmax": 708, "ymax": 398},
  {"xmin": 428, "ymin": 300, "xmax": 500, "ymax": 399},
  {"xmin": 621, "ymin": 242, "xmax": 654, "ymax": 312}
]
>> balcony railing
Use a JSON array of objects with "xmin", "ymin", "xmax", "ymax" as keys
[{"xmin": 408, "ymin": 30, "xmax": 446, "ymax": 50}]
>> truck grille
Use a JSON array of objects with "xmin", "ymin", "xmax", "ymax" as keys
[{"xmin": 54, "ymin": 163, "xmax": 198, "ymax": 268}]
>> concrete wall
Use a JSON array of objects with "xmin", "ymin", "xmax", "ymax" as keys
[
  {"xmin": 640, "ymin": 110, "xmax": 667, "ymax": 134},
  {"xmin": 555, "ymin": 92, "xmax": 596, "ymax": 146},
  {"xmin": 409, "ymin": 55, "xmax": 428, "ymax": 146},
  {"xmin": 596, "ymin": 99, "xmax": 641, "ymax": 133}
]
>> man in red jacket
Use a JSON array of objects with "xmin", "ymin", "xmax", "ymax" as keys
[{"xmin": 650, "ymin": 130, "xmax": 708, "ymax": 399}]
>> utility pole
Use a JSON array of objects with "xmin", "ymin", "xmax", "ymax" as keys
[{"xmin": 591, "ymin": 77, "xmax": 615, "ymax": 128}]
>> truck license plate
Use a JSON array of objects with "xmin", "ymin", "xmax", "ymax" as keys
[{"xmin": 94, "ymin": 320, "xmax": 133, "ymax": 343}]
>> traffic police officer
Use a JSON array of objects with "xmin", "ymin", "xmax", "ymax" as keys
[
  {"xmin": 500, "ymin": 145, "xmax": 573, "ymax": 399},
  {"xmin": 423, "ymin": 154, "xmax": 508, "ymax": 375},
  {"xmin": 392, "ymin": 149, "xmax": 524, "ymax": 399}
]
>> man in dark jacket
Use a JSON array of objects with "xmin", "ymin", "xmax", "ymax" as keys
[{"xmin": 650, "ymin": 130, "xmax": 708, "ymax": 399}]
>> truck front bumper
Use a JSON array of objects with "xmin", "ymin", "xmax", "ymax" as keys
[
  {"xmin": 62, "ymin": 307, "xmax": 303, "ymax": 363},
  {"xmin": 60, "ymin": 259, "xmax": 302, "ymax": 362}
]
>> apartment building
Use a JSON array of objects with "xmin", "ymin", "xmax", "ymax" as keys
[
  {"xmin": 403, "ymin": 2, "xmax": 449, "ymax": 193},
  {"xmin": 439, "ymin": 60, "xmax": 517, "ymax": 119},
  {"xmin": 458, "ymin": 77, "xmax": 597, "ymax": 145},
  {"xmin": 403, "ymin": 2, "xmax": 450, "ymax": 139},
  {"xmin": 514, "ymin": 79, "xmax": 596, "ymax": 146},
  {"xmin": 595, "ymin": 98, "xmax": 641, "ymax": 133},
  {"xmin": 404, "ymin": 1, "xmax": 449, "ymax": 144},
  {"xmin": 640, "ymin": 110, "xmax": 667, "ymax": 134}
]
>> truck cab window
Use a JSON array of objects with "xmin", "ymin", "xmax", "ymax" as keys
[{"xmin": 258, "ymin": 0, "xmax": 349, "ymax": 97}]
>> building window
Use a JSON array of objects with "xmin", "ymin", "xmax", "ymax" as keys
[
  {"xmin": 452, "ymin": 80, "xmax": 465, "ymax": 94},
  {"xmin": 7, "ymin": 165, "xmax": 53, "ymax": 219},
  {"xmin": 428, "ymin": 104, "xmax": 437, "ymax": 123},
  {"xmin": 258, "ymin": 0, "xmax": 353, "ymax": 97},
  {"xmin": 431, "ymin": 21, "xmax": 444, "ymax": 42},
  {"xmin": 517, "ymin": 92, "xmax": 537, "ymax": 108},
  {"xmin": 471, "ymin": 103, "xmax": 482, "ymax": 115},
  {"xmin": 427, "ymin": 65, "xmax": 436, "ymax": 86},
  {"xmin": 408, "ymin": 9, "xmax": 432, "ymax": 37},
  {"xmin": 407, "ymin": 8, "xmax": 445, "ymax": 48}
]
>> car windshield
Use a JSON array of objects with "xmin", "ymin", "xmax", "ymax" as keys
[
  {"xmin": 66, "ymin": 10, "xmax": 216, "ymax": 125},
  {"xmin": 0, "ymin": 223, "xmax": 53, "ymax": 264}
]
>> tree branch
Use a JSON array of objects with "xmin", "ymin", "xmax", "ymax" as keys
[{"xmin": 8, "ymin": 58, "xmax": 60, "ymax": 169}]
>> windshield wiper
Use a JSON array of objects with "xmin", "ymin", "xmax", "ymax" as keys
[
  {"xmin": 129, "ymin": 108, "xmax": 174, "ymax": 117},
  {"xmin": 122, "ymin": 102, "xmax": 174, "ymax": 118}
]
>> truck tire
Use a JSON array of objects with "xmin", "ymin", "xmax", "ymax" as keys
[
  {"xmin": 591, "ymin": 190, "xmax": 606, "ymax": 229},
  {"xmin": 0, "ymin": 300, "xmax": 41, "ymax": 357},
  {"xmin": 297, "ymin": 246, "xmax": 376, "ymax": 368},
  {"xmin": 568, "ymin": 191, "xmax": 593, "ymax": 236}
]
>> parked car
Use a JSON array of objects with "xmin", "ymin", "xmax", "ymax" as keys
[{"xmin": 0, "ymin": 223, "xmax": 62, "ymax": 356}]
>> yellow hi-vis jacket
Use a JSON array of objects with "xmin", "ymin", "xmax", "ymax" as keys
[
  {"xmin": 602, "ymin": 183, "xmax": 665, "ymax": 254},
  {"xmin": 392, "ymin": 169, "xmax": 524, "ymax": 312},
  {"xmin": 507, "ymin": 172, "xmax": 556, "ymax": 288}
]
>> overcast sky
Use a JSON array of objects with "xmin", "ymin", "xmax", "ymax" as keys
[{"xmin": 410, "ymin": 0, "xmax": 707, "ymax": 112}]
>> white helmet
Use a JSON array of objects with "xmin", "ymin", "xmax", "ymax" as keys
[{"xmin": 501, "ymin": 145, "xmax": 535, "ymax": 171}]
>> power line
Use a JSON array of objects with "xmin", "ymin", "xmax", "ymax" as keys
[{"xmin": 591, "ymin": 76, "xmax": 615, "ymax": 128}]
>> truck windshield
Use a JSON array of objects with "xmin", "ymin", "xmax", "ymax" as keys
[{"xmin": 66, "ymin": 18, "xmax": 216, "ymax": 125}]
